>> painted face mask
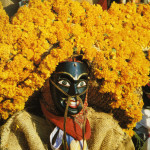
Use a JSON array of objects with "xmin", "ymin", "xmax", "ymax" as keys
[{"xmin": 50, "ymin": 60, "xmax": 89, "ymax": 116}]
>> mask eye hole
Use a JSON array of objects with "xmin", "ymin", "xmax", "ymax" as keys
[
  {"xmin": 77, "ymin": 80, "xmax": 87, "ymax": 88},
  {"xmin": 58, "ymin": 79, "xmax": 70, "ymax": 87}
]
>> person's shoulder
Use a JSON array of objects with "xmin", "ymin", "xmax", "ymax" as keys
[
  {"xmin": 1, "ymin": 110, "xmax": 42, "ymax": 125},
  {"xmin": 0, "ymin": 110, "xmax": 30, "ymax": 149},
  {"xmin": 87, "ymin": 107, "xmax": 135, "ymax": 150},
  {"xmin": 0, "ymin": 110, "xmax": 50, "ymax": 133},
  {"xmin": 87, "ymin": 107, "xmax": 123, "ymax": 133},
  {"xmin": 0, "ymin": 110, "xmax": 30, "ymax": 130},
  {"xmin": 0, "ymin": 110, "xmax": 52, "ymax": 150}
]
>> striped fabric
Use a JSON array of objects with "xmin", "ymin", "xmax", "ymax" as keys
[{"xmin": 50, "ymin": 127, "xmax": 88, "ymax": 150}]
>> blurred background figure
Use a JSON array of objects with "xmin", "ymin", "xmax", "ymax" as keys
[
  {"xmin": 133, "ymin": 83, "xmax": 150, "ymax": 150},
  {"xmin": 0, "ymin": 0, "xmax": 20, "ymax": 17}
]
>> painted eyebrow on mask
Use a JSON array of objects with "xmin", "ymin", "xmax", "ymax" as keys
[{"xmin": 56, "ymin": 72, "xmax": 88, "ymax": 81}]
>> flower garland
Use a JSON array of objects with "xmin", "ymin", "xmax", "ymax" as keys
[{"xmin": 0, "ymin": 0, "xmax": 150, "ymax": 136}]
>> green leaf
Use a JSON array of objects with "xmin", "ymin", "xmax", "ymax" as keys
[
  {"xmin": 112, "ymin": 48, "xmax": 116, "ymax": 52},
  {"xmin": 133, "ymin": 131, "xmax": 144, "ymax": 150},
  {"xmin": 67, "ymin": 18, "xmax": 70, "ymax": 22},
  {"xmin": 144, "ymin": 51, "xmax": 148, "ymax": 57},
  {"xmin": 99, "ymin": 67, "xmax": 103, "ymax": 70},
  {"xmin": 118, "ymin": 71, "xmax": 121, "ymax": 75},
  {"xmin": 103, "ymin": 33, "xmax": 108, "ymax": 36}
]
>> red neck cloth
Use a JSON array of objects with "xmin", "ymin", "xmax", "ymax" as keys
[{"xmin": 40, "ymin": 102, "xmax": 91, "ymax": 141}]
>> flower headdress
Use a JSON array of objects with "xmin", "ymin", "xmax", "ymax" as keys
[{"xmin": 0, "ymin": 0, "xmax": 150, "ymax": 136}]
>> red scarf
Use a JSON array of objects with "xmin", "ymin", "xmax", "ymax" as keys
[{"xmin": 40, "ymin": 102, "xmax": 91, "ymax": 141}]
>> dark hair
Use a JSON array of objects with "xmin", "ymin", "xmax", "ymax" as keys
[{"xmin": 142, "ymin": 85, "xmax": 150, "ymax": 108}]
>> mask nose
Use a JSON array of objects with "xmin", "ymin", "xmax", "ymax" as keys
[{"xmin": 68, "ymin": 83, "xmax": 79, "ymax": 96}]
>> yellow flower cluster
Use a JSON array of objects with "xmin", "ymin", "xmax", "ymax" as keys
[{"xmin": 0, "ymin": 0, "xmax": 150, "ymax": 136}]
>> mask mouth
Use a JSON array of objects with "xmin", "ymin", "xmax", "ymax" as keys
[{"xmin": 62, "ymin": 97, "xmax": 80, "ymax": 109}]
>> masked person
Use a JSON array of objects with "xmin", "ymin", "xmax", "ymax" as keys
[
  {"xmin": 0, "ymin": 55, "xmax": 135, "ymax": 150},
  {"xmin": 0, "ymin": 0, "xmax": 137, "ymax": 149},
  {"xmin": 40, "ymin": 56, "xmax": 90, "ymax": 149}
]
